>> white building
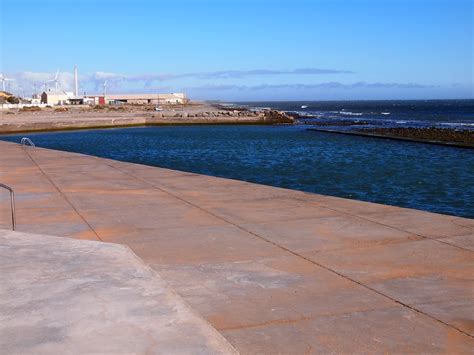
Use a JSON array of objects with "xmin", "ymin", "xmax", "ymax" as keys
[
  {"xmin": 41, "ymin": 90, "xmax": 72, "ymax": 105},
  {"xmin": 106, "ymin": 93, "xmax": 187, "ymax": 105}
]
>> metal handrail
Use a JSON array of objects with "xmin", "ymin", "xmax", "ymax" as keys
[
  {"xmin": 21, "ymin": 137, "xmax": 35, "ymax": 147},
  {"xmin": 0, "ymin": 183, "xmax": 16, "ymax": 230}
]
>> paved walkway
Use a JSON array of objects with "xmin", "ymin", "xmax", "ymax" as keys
[
  {"xmin": 1, "ymin": 141, "xmax": 473, "ymax": 353},
  {"xmin": 0, "ymin": 229, "xmax": 237, "ymax": 354}
]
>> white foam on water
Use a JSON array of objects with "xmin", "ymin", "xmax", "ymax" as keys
[
  {"xmin": 339, "ymin": 111, "xmax": 363, "ymax": 116},
  {"xmin": 439, "ymin": 122, "xmax": 474, "ymax": 127}
]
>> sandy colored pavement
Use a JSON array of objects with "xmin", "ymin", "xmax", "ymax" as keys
[
  {"xmin": 0, "ymin": 229, "xmax": 237, "ymax": 354},
  {"xmin": 0, "ymin": 141, "xmax": 473, "ymax": 353}
]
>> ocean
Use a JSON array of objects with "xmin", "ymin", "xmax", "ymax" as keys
[
  {"xmin": 1, "ymin": 99, "xmax": 473, "ymax": 218},
  {"xmin": 235, "ymin": 99, "xmax": 474, "ymax": 130}
]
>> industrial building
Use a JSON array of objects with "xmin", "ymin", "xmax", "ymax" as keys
[
  {"xmin": 37, "ymin": 66, "xmax": 187, "ymax": 106},
  {"xmin": 40, "ymin": 90, "xmax": 72, "ymax": 105},
  {"xmin": 106, "ymin": 93, "xmax": 187, "ymax": 105}
]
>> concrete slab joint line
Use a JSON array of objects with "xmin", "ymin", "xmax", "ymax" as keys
[
  {"xmin": 1, "ymin": 141, "xmax": 473, "ymax": 353},
  {"xmin": 295, "ymin": 196, "xmax": 474, "ymax": 253},
  {"xmin": 102, "ymin": 160, "xmax": 474, "ymax": 339},
  {"xmin": 21, "ymin": 148, "xmax": 103, "ymax": 241}
]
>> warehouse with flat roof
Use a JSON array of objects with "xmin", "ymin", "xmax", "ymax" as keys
[{"xmin": 106, "ymin": 93, "xmax": 187, "ymax": 104}]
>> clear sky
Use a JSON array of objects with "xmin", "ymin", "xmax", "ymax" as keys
[{"xmin": 1, "ymin": 0, "xmax": 472, "ymax": 100}]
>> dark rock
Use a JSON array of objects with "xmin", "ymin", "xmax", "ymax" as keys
[{"xmin": 358, "ymin": 127, "xmax": 474, "ymax": 144}]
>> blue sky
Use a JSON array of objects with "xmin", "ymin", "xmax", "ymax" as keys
[{"xmin": 1, "ymin": 0, "xmax": 472, "ymax": 100}]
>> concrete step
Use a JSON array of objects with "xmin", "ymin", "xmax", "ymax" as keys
[{"xmin": 0, "ymin": 229, "xmax": 237, "ymax": 354}]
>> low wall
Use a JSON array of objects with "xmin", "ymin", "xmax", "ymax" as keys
[{"xmin": 0, "ymin": 111, "xmax": 294, "ymax": 134}]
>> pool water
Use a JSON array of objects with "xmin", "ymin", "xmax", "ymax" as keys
[{"xmin": 2, "ymin": 125, "xmax": 473, "ymax": 218}]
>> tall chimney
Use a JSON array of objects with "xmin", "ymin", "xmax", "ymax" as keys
[{"xmin": 74, "ymin": 65, "xmax": 79, "ymax": 96}]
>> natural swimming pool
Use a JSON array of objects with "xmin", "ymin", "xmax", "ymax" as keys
[{"xmin": 2, "ymin": 125, "xmax": 473, "ymax": 218}]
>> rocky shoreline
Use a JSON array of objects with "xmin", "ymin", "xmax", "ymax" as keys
[
  {"xmin": 0, "ymin": 103, "xmax": 294, "ymax": 134},
  {"xmin": 151, "ymin": 109, "xmax": 294, "ymax": 123},
  {"xmin": 357, "ymin": 127, "xmax": 474, "ymax": 145}
]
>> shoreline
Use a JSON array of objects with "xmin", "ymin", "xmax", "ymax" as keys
[
  {"xmin": 0, "ymin": 119, "xmax": 290, "ymax": 135},
  {"xmin": 0, "ymin": 102, "xmax": 294, "ymax": 134},
  {"xmin": 2, "ymin": 102, "xmax": 472, "ymax": 149},
  {"xmin": 307, "ymin": 127, "xmax": 474, "ymax": 149}
]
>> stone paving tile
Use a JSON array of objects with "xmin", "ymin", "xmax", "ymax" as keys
[
  {"xmin": 221, "ymin": 306, "xmax": 474, "ymax": 354},
  {"xmin": 205, "ymin": 199, "xmax": 341, "ymax": 224},
  {"xmin": 80, "ymin": 203, "xmax": 227, "ymax": 233},
  {"xmin": 0, "ymin": 157, "xmax": 37, "ymax": 168},
  {"xmin": 27, "ymin": 154, "xmax": 101, "ymax": 167},
  {"xmin": 441, "ymin": 234, "xmax": 474, "ymax": 251},
  {"xmin": 106, "ymin": 159, "xmax": 197, "ymax": 179},
  {"xmin": 452, "ymin": 217, "xmax": 474, "ymax": 229},
  {"xmin": 154, "ymin": 254, "xmax": 394, "ymax": 331},
  {"xmin": 63, "ymin": 189, "xmax": 177, "ymax": 211},
  {"xmin": 0, "ymin": 165, "xmax": 39, "ymax": 175},
  {"xmin": 0, "ymin": 192, "xmax": 71, "ymax": 211},
  {"xmin": 45, "ymin": 176, "xmax": 149, "ymax": 192},
  {"xmin": 241, "ymin": 215, "xmax": 421, "ymax": 253},
  {"xmin": 20, "ymin": 146, "xmax": 85, "ymax": 158},
  {"xmin": 109, "ymin": 224, "xmax": 285, "ymax": 265},
  {"xmin": 14, "ymin": 208, "xmax": 99, "ymax": 241},
  {"xmin": 153, "ymin": 174, "xmax": 248, "ymax": 190},
  {"xmin": 1, "ymin": 173, "xmax": 57, "ymax": 193},
  {"xmin": 300, "ymin": 192, "xmax": 404, "ymax": 216},
  {"xmin": 360, "ymin": 209, "xmax": 473, "ymax": 238},
  {"xmin": 302, "ymin": 239, "xmax": 474, "ymax": 305},
  {"xmin": 413, "ymin": 298, "xmax": 474, "ymax": 335},
  {"xmin": 42, "ymin": 163, "xmax": 133, "ymax": 180},
  {"xmin": 220, "ymin": 319, "xmax": 315, "ymax": 354},
  {"xmin": 157, "ymin": 180, "xmax": 298, "ymax": 205}
]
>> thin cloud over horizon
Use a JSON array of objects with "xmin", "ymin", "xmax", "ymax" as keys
[{"xmin": 4, "ymin": 68, "xmax": 438, "ymax": 96}]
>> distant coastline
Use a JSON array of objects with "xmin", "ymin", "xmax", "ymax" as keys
[
  {"xmin": 1, "ymin": 99, "xmax": 473, "ymax": 147},
  {"xmin": 0, "ymin": 101, "xmax": 294, "ymax": 134},
  {"xmin": 236, "ymin": 99, "xmax": 474, "ymax": 147}
]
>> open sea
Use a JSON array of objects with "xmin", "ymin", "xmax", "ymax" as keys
[
  {"xmin": 235, "ymin": 99, "xmax": 474, "ymax": 130},
  {"xmin": 1, "ymin": 100, "xmax": 473, "ymax": 218}
]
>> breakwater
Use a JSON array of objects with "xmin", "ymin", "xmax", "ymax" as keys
[{"xmin": 0, "ymin": 106, "xmax": 294, "ymax": 134}]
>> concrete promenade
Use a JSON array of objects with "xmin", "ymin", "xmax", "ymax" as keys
[
  {"xmin": 1, "ymin": 140, "xmax": 473, "ymax": 353},
  {"xmin": 0, "ymin": 229, "xmax": 237, "ymax": 354}
]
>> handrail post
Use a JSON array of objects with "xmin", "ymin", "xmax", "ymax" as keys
[
  {"xmin": 21, "ymin": 137, "xmax": 35, "ymax": 147},
  {"xmin": 0, "ymin": 183, "xmax": 16, "ymax": 230}
]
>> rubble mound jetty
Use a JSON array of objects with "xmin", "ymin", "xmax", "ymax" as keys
[{"xmin": 359, "ymin": 127, "xmax": 474, "ymax": 145}]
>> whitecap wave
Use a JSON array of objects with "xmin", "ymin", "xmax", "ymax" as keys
[
  {"xmin": 439, "ymin": 122, "xmax": 474, "ymax": 127},
  {"xmin": 339, "ymin": 111, "xmax": 363, "ymax": 116}
]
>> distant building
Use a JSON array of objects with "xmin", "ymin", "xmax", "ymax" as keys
[
  {"xmin": 83, "ymin": 96, "xmax": 105, "ymax": 105},
  {"xmin": 24, "ymin": 97, "xmax": 41, "ymax": 105},
  {"xmin": 41, "ymin": 90, "xmax": 71, "ymax": 105},
  {"xmin": 106, "ymin": 93, "xmax": 187, "ymax": 105},
  {"xmin": 68, "ymin": 96, "xmax": 84, "ymax": 105}
]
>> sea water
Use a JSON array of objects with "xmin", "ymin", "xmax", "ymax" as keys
[
  {"xmin": 236, "ymin": 99, "xmax": 474, "ymax": 130},
  {"xmin": 2, "ymin": 118, "xmax": 473, "ymax": 217}
]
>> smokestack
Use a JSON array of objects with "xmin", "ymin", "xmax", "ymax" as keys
[{"xmin": 74, "ymin": 65, "xmax": 79, "ymax": 96}]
